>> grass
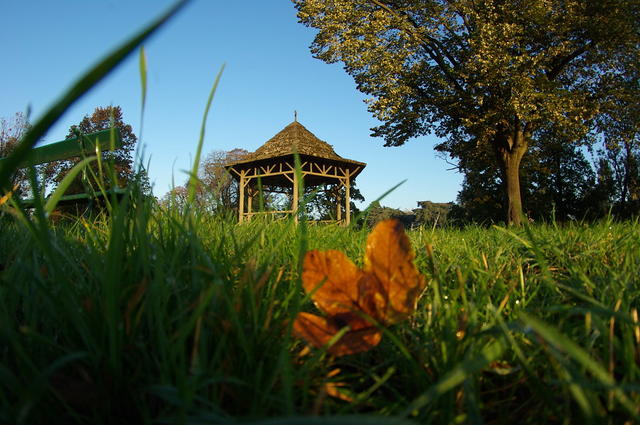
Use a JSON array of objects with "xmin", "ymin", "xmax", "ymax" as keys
[
  {"xmin": 0, "ymin": 205, "xmax": 638, "ymax": 424},
  {"xmin": 1, "ymin": 1, "xmax": 639, "ymax": 422}
]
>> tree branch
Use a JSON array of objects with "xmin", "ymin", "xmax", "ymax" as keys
[
  {"xmin": 369, "ymin": 0, "xmax": 467, "ymax": 95},
  {"xmin": 546, "ymin": 40, "xmax": 595, "ymax": 81}
]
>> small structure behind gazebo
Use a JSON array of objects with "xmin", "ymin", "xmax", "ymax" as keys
[{"xmin": 225, "ymin": 119, "xmax": 366, "ymax": 225}]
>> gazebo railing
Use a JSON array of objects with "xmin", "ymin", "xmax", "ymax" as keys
[
  {"xmin": 241, "ymin": 210, "xmax": 293, "ymax": 222},
  {"xmin": 241, "ymin": 210, "xmax": 347, "ymax": 225}
]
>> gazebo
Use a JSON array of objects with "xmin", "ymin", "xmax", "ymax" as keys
[{"xmin": 225, "ymin": 119, "xmax": 366, "ymax": 224}]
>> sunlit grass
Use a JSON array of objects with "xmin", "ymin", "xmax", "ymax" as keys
[
  {"xmin": 1, "ymin": 205, "xmax": 638, "ymax": 423},
  {"xmin": 0, "ymin": 0, "xmax": 638, "ymax": 422}
]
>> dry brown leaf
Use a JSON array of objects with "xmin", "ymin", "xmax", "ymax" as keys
[
  {"xmin": 293, "ymin": 312, "xmax": 382, "ymax": 356},
  {"xmin": 293, "ymin": 219, "xmax": 426, "ymax": 357},
  {"xmin": 303, "ymin": 249, "xmax": 364, "ymax": 315},
  {"xmin": 364, "ymin": 219, "xmax": 426, "ymax": 324}
]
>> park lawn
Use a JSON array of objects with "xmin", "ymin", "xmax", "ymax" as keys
[
  {"xmin": 0, "ymin": 203, "xmax": 638, "ymax": 424},
  {"xmin": 1, "ymin": 5, "xmax": 637, "ymax": 422}
]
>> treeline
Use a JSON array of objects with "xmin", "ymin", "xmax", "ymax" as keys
[
  {"xmin": 363, "ymin": 201, "xmax": 453, "ymax": 228},
  {"xmin": 451, "ymin": 130, "xmax": 639, "ymax": 225},
  {"xmin": 164, "ymin": 133, "xmax": 638, "ymax": 227},
  {"xmin": 5, "ymin": 104, "xmax": 634, "ymax": 226},
  {"xmin": 368, "ymin": 132, "xmax": 639, "ymax": 227}
]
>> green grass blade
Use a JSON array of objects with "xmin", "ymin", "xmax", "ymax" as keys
[
  {"xmin": 187, "ymin": 64, "xmax": 225, "ymax": 205},
  {"xmin": 44, "ymin": 156, "xmax": 97, "ymax": 214},
  {"xmin": 138, "ymin": 45, "xmax": 148, "ymax": 149},
  {"xmin": 139, "ymin": 46, "xmax": 148, "ymax": 128},
  {"xmin": 521, "ymin": 313, "xmax": 640, "ymax": 420},
  {"xmin": 402, "ymin": 339, "xmax": 505, "ymax": 416}
]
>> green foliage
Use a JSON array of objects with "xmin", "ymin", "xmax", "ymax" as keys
[
  {"xmin": 294, "ymin": 0, "xmax": 640, "ymax": 225},
  {"xmin": 595, "ymin": 69, "xmax": 640, "ymax": 217},
  {"xmin": 598, "ymin": 69, "xmax": 640, "ymax": 216},
  {"xmin": 363, "ymin": 200, "xmax": 453, "ymax": 228},
  {"xmin": 524, "ymin": 130, "xmax": 595, "ymax": 220},
  {"xmin": 413, "ymin": 201, "xmax": 452, "ymax": 227},
  {"xmin": 364, "ymin": 201, "xmax": 410, "ymax": 227},
  {"xmin": 42, "ymin": 106, "xmax": 140, "ymax": 194},
  {"xmin": 452, "ymin": 130, "xmax": 598, "ymax": 224},
  {"xmin": 178, "ymin": 148, "xmax": 250, "ymax": 214},
  {"xmin": 304, "ymin": 183, "xmax": 365, "ymax": 221},
  {"xmin": 1, "ymin": 203, "xmax": 639, "ymax": 423},
  {"xmin": 2, "ymin": 2, "xmax": 639, "ymax": 423}
]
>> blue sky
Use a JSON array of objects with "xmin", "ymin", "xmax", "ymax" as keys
[{"xmin": 0, "ymin": 0, "xmax": 462, "ymax": 210}]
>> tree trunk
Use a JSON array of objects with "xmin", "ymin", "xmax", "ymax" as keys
[
  {"xmin": 621, "ymin": 141, "xmax": 637, "ymax": 205},
  {"xmin": 492, "ymin": 126, "xmax": 529, "ymax": 226}
]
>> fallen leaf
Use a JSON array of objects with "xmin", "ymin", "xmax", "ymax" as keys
[
  {"xmin": 364, "ymin": 219, "xmax": 426, "ymax": 324},
  {"xmin": 293, "ymin": 312, "xmax": 382, "ymax": 356},
  {"xmin": 293, "ymin": 219, "xmax": 426, "ymax": 356},
  {"xmin": 302, "ymin": 249, "xmax": 365, "ymax": 316}
]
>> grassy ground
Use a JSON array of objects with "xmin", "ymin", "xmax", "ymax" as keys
[
  {"xmin": 0, "ymin": 199, "xmax": 638, "ymax": 424},
  {"xmin": 1, "ymin": 3, "xmax": 638, "ymax": 422}
]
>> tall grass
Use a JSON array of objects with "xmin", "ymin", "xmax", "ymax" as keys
[
  {"xmin": 1, "ymin": 0, "xmax": 639, "ymax": 423},
  {"xmin": 1, "ymin": 203, "xmax": 638, "ymax": 423}
]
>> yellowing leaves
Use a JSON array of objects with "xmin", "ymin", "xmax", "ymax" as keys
[{"xmin": 293, "ymin": 219, "xmax": 427, "ymax": 356}]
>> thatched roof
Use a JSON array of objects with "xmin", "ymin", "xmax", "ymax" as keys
[
  {"xmin": 225, "ymin": 120, "xmax": 366, "ymax": 187},
  {"xmin": 227, "ymin": 121, "xmax": 365, "ymax": 167},
  {"xmin": 251, "ymin": 121, "xmax": 342, "ymax": 161}
]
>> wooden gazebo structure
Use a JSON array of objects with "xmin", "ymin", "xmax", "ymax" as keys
[{"xmin": 225, "ymin": 120, "xmax": 366, "ymax": 224}]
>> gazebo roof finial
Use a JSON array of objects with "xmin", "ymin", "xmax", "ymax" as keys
[{"xmin": 294, "ymin": 110, "xmax": 297, "ymax": 122}]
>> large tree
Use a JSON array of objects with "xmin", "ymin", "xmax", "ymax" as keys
[
  {"xmin": 199, "ymin": 148, "xmax": 250, "ymax": 211},
  {"xmin": 45, "ymin": 106, "xmax": 138, "ymax": 194},
  {"xmin": 294, "ymin": 0, "xmax": 640, "ymax": 225}
]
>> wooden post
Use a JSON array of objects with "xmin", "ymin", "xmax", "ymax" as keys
[
  {"xmin": 345, "ymin": 170, "xmax": 351, "ymax": 225},
  {"xmin": 238, "ymin": 170, "xmax": 246, "ymax": 223},
  {"xmin": 247, "ymin": 184, "xmax": 253, "ymax": 221},
  {"xmin": 335, "ymin": 184, "xmax": 342, "ymax": 222},
  {"xmin": 292, "ymin": 171, "xmax": 299, "ymax": 223}
]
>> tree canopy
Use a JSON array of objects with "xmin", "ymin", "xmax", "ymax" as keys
[
  {"xmin": 199, "ymin": 148, "xmax": 250, "ymax": 212},
  {"xmin": 595, "ymin": 69, "xmax": 640, "ymax": 215},
  {"xmin": 160, "ymin": 148, "xmax": 251, "ymax": 214},
  {"xmin": 294, "ymin": 0, "xmax": 640, "ymax": 225},
  {"xmin": 44, "ymin": 106, "xmax": 138, "ymax": 194}
]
